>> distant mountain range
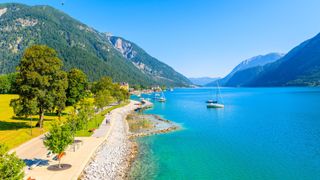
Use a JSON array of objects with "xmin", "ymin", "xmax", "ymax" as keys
[
  {"xmin": 189, "ymin": 77, "xmax": 220, "ymax": 86},
  {"xmin": 207, "ymin": 32, "xmax": 320, "ymax": 87},
  {"xmin": 246, "ymin": 33, "xmax": 320, "ymax": 86},
  {"xmin": 0, "ymin": 3, "xmax": 191, "ymax": 86},
  {"xmin": 206, "ymin": 53, "xmax": 284, "ymax": 86}
]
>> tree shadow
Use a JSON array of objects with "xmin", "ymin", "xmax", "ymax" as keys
[
  {"xmin": 45, "ymin": 112, "xmax": 68, "ymax": 117},
  {"xmin": 23, "ymin": 158, "xmax": 49, "ymax": 168},
  {"xmin": 11, "ymin": 116, "xmax": 53, "ymax": 122},
  {"xmin": 11, "ymin": 117, "xmax": 39, "ymax": 121},
  {"xmin": 0, "ymin": 121, "xmax": 31, "ymax": 131}
]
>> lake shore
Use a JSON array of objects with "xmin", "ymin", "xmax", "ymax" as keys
[
  {"xmin": 81, "ymin": 100, "xmax": 180, "ymax": 179},
  {"xmin": 81, "ymin": 101, "xmax": 139, "ymax": 179},
  {"xmin": 127, "ymin": 113, "xmax": 180, "ymax": 138}
]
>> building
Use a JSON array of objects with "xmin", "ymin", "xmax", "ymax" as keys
[{"xmin": 119, "ymin": 82, "xmax": 129, "ymax": 91}]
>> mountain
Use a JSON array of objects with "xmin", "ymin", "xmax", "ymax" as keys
[
  {"xmin": 189, "ymin": 77, "xmax": 220, "ymax": 86},
  {"xmin": 246, "ymin": 33, "xmax": 320, "ymax": 86},
  {"xmin": 107, "ymin": 36, "xmax": 191, "ymax": 86},
  {"xmin": 226, "ymin": 33, "xmax": 320, "ymax": 87},
  {"xmin": 206, "ymin": 53, "xmax": 283, "ymax": 87},
  {"xmin": 0, "ymin": 3, "xmax": 191, "ymax": 86}
]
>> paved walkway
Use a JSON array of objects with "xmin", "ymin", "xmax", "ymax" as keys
[
  {"xmin": 92, "ymin": 114, "xmax": 111, "ymax": 138},
  {"xmin": 11, "ymin": 101, "xmax": 138, "ymax": 180}
]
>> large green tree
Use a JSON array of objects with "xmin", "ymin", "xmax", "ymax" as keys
[
  {"xmin": 94, "ymin": 89, "xmax": 114, "ymax": 111},
  {"xmin": 66, "ymin": 68, "xmax": 88, "ymax": 106},
  {"xmin": 67, "ymin": 99, "xmax": 94, "ymax": 133},
  {"xmin": 91, "ymin": 76, "xmax": 113, "ymax": 94},
  {"xmin": 12, "ymin": 45, "xmax": 68, "ymax": 128},
  {"xmin": 0, "ymin": 144, "xmax": 25, "ymax": 180},
  {"xmin": 43, "ymin": 121, "xmax": 74, "ymax": 168}
]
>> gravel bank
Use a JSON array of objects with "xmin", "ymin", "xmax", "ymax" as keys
[{"xmin": 81, "ymin": 102, "xmax": 138, "ymax": 180}]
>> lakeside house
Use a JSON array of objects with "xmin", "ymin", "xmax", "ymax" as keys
[{"xmin": 119, "ymin": 82, "xmax": 129, "ymax": 91}]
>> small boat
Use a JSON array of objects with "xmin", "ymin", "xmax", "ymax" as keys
[
  {"xmin": 206, "ymin": 82, "xmax": 224, "ymax": 108},
  {"xmin": 206, "ymin": 100, "xmax": 217, "ymax": 103},
  {"xmin": 207, "ymin": 102, "xmax": 224, "ymax": 108},
  {"xmin": 157, "ymin": 89, "xmax": 166, "ymax": 102},
  {"xmin": 158, "ymin": 97, "xmax": 166, "ymax": 102}
]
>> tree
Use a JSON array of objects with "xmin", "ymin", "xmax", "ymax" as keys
[
  {"xmin": 91, "ymin": 76, "xmax": 113, "ymax": 94},
  {"xmin": 77, "ymin": 99, "xmax": 94, "ymax": 128},
  {"xmin": 67, "ymin": 99, "xmax": 94, "ymax": 133},
  {"xmin": 10, "ymin": 97, "xmax": 37, "ymax": 118},
  {"xmin": 111, "ymin": 84, "xmax": 129, "ymax": 103},
  {"xmin": 43, "ymin": 121, "xmax": 74, "ymax": 168},
  {"xmin": 12, "ymin": 45, "xmax": 68, "ymax": 128},
  {"xmin": 0, "ymin": 73, "xmax": 16, "ymax": 94},
  {"xmin": 10, "ymin": 98, "xmax": 38, "ymax": 135},
  {"xmin": 66, "ymin": 68, "xmax": 88, "ymax": 106},
  {"xmin": 94, "ymin": 89, "xmax": 114, "ymax": 110},
  {"xmin": 0, "ymin": 144, "xmax": 25, "ymax": 180}
]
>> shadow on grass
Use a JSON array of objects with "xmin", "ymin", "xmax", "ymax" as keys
[
  {"xmin": 0, "ymin": 121, "xmax": 31, "ymax": 130},
  {"xmin": 45, "ymin": 112, "xmax": 68, "ymax": 117},
  {"xmin": 11, "ymin": 116, "xmax": 53, "ymax": 122}
]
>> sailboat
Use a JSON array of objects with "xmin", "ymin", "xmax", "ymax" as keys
[
  {"xmin": 157, "ymin": 90, "xmax": 166, "ymax": 102},
  {"xmin": 207, "ymin": 82, "xmax": 224, "ymax": 108}
]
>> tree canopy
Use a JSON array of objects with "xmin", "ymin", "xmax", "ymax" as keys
[
  {"xmin": 43, "ymin": 121, "xmax": 74, "ymax": 168},
  {"xmin": 66, "ymin": 68, "xmax": 88, "ymax": 106},
  {"xmin": 0, "ymin": 73, "xmax": 17, "ymax": 94},
  {"xmin": 12, "ymin": 45, "xmax": 68, "ymax": 127},
  {"xmin": 0, "ymin": 144, "xmax": 25, "ymax": 180}
]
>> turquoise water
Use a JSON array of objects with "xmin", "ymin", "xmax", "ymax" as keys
[{"xmin": 129, "ymin": 88, "xmax": 320, "ymax": 180}]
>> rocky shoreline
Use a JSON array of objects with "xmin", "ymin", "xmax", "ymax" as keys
[
  {"xmin": 80, "ymin": 101, "xmax": 179, "ymax": 180},
  {"xmin": 80, "ymin": 103, "xmax": 138, "ymax": 180},
  {"xmin": 128, "ymin": 114, "xmax": 180, "ymax": 138}
]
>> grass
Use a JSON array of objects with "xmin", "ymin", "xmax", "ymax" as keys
[
  {"xmin": 0, "ymin": 94, "xmax": 129, "ymax": 148},
  {"xmin": 0, "ymin": 94, "xmax": 72, "ymax": 149},
  {"xmin": 75, "ymin": 101, "xmax": 130, "ymax": 137},
  {"xmin": 126, "ymin": 113, "xmax": 153, "ymax": 132}
]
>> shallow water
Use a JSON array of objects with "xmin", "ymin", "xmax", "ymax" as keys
[{"xmin": 129, "ymin": 88, "xmax": 320, "ymax": 180}]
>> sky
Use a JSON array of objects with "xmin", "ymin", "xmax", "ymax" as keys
[{"xmin": 2, "ymin": 0, "xmax": 320, "ymax": 78}]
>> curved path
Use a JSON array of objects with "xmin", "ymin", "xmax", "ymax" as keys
[{"xmin": 12, "ymin": 100, "xmax": 139, "ymax": 180}]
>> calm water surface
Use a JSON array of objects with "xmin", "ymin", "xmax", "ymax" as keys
[{"xmin": 129, "ymin": 88, "xmax": 320, "ymax": 180}]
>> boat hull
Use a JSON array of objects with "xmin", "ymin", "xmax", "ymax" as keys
[{"xmin": 207, "ymin": 103, "xmax": 224, "ymax": 108}]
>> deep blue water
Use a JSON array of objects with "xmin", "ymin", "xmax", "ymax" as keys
[{"xmin": 129, "ymin": 88, "xmax": 320, "ymax": 180}]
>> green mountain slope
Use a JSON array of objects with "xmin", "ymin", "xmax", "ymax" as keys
[
  {"xmin": 247, "ymin": 34, "xmax": 320, "ymax": 86},
  {"xmin": 0, "ymin": 3, "xmax": 190, "ymax": 86},
  {"xmin": 108, "ymin": 36, "xmax": 191, "ymax": 86}
]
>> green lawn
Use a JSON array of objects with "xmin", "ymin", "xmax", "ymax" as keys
[
  {"xmin": 0, "ymin": 94, "xmax": 129, "ymax": 148},
  {"xmin": 0, "ymin": 94, "xmax": 73, "ymax": 149},
  {"xmin": 75, "ymin": 101, "xmax": 129, "ymax": 136}
]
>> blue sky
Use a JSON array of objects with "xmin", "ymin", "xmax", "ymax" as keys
[{"xmin": 2, "ymin": 0, "xmax": 320, "ymax": 77}]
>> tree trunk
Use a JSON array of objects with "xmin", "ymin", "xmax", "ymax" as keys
[
  {"xmin": 38, "ymin": 109, "xmax": 44, "ymax": 128},
  {"xmin": 58, "ymin": 158, "xmax": 61, "ymax": 168}
]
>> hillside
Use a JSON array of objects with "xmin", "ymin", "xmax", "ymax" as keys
[
  {"xmin": 247, "ymin": 34, "xmax": 320, "ymax": 86},
  {"xmin": 206, "ymin": 53, "xmax": 283, "ymax": 86},
  {"xmin": 108, "ymin": 36, "xmax": 191, "ymax": 86},
  {"xmin": 0, "ymin": 3, "xmax": 190, "ymax": 86}
]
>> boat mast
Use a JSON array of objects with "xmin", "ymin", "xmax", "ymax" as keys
[{"xmin": 216, "ymin": 81, "xmax": 223, "ymax": 104}]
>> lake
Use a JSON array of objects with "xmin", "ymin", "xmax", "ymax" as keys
[{"xmin": 129, "ymin": 87, "xmax": 320, "ymax": 180}]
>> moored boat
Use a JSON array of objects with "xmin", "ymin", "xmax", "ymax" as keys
[
  {"xmin": 206, "ymin": 100, "xmax": 217, "ymax": 103},
  {"xmin": 207, "ymin": 102, "xmax": 224, "ymax": 108},
  {"xmin": 206, "ymin": 81, "xmax": 224, "ymax": 108}
]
